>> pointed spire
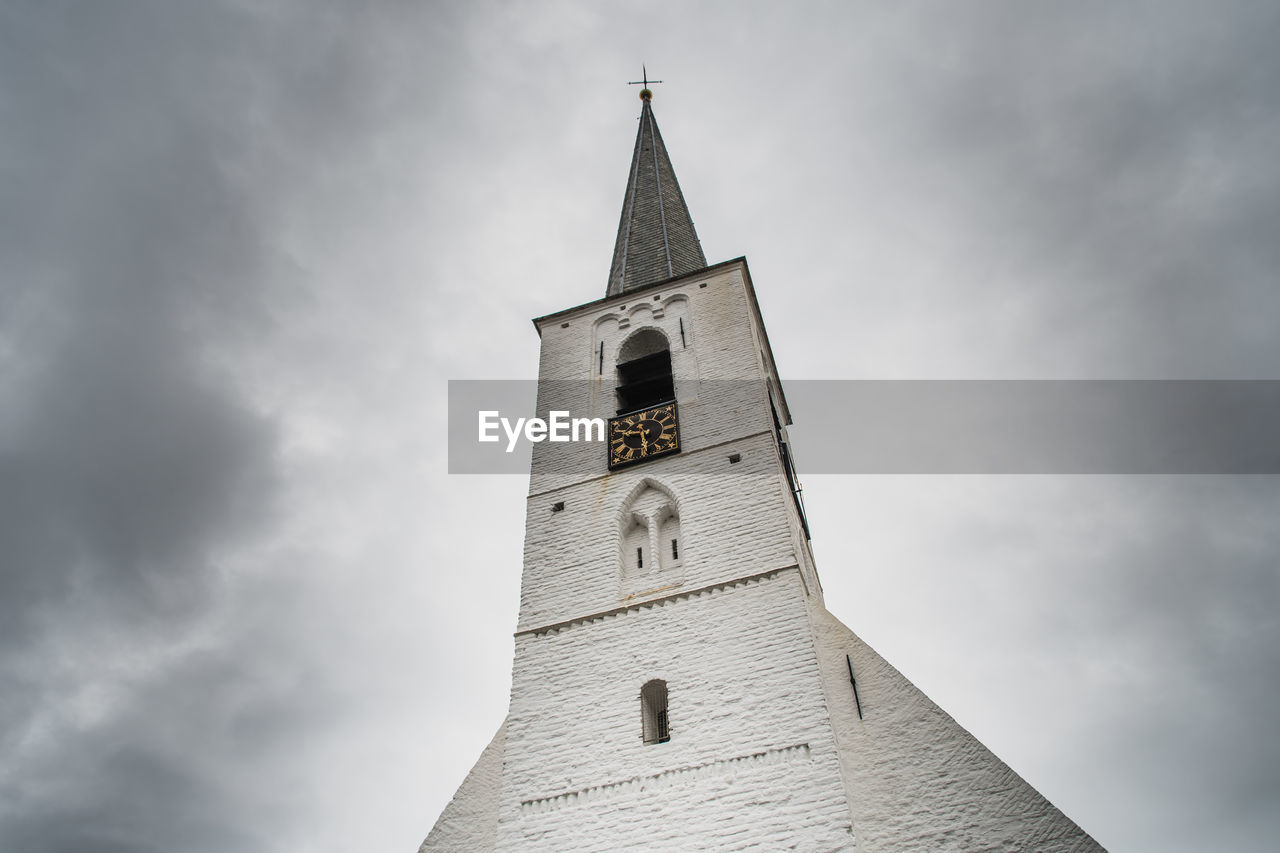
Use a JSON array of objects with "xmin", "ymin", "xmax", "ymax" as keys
[{"xmin": 606, "ymin": 86, "xmax": 706, "ymax": 297}]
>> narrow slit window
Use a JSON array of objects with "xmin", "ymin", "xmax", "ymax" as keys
[
  {"xmin": 641, "ymin": 680, "xmax": 670, "ymax": 744},
  {"xmin": 636, "ymin": 547, "xmax": 643, "ymax": 569},
  {"xmin": 671, "ymin": 539, "xmax": 678, "ymax": 560}
]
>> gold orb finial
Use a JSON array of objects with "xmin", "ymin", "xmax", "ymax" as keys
[{"xmin": 639, "ymin": 87, "xmax": 653, "ymax": 101}]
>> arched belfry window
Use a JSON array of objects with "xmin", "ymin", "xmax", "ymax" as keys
[
  {"xmin": 640, "ymin": 679, "xmax": 670, "ymax": 744},
  {"xmin": 616, "ymin": 328, "xmax": 673, "ymax": 415}
]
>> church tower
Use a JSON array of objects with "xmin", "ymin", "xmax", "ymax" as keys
[{"xmin": 422, "ymin": 87, "xmax": 1105, "ymax": 852}]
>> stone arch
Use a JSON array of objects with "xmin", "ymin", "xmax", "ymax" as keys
[
  {"xmin": 615, "ymin": 325, "xmax": 670, "ymax": 364},
  {"xmin": 616, "ymin": 477, "xmax": 681, "ymax": 524},
  {"xmin": 617, "ymin": 478, "xmax": 683, "ymax": 582}
]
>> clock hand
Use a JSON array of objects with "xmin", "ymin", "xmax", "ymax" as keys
[{"xmin": 616, "ymin": 425, "xmax": 651, "ymax": 451}]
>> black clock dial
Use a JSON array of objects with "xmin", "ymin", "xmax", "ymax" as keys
[
  {"xmin": 608, "ymin": 402, "xmax": 679, "ymax": 469},
  {"xmin": 620, "ymin": 416, "xmax": 663, "ymax": 449}
]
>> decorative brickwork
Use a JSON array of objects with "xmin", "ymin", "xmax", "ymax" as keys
[{"xmin": 519, "ymin": 743, "xmax": 812, "ymax": 816}]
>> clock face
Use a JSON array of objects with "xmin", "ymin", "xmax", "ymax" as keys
[{"xmin": 608, "ymin": 401, "xmax": 680, "ymax": 469}]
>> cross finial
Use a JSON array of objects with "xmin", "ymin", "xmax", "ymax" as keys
[{"xmin": 628, "ymin": 64, "xmax": 663, "ymax": 101}]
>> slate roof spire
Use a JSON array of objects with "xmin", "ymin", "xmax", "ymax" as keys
[{"xmin": 606, "ymin": 86, "xmax": 707, "ymax": 297}]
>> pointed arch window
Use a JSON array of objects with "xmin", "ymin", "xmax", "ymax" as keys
[
  {"xmin": 619, "ymin": 480, "xmax": 682, "ymax": 581},
  {"xmin": 640, "ymin": 679, "xmax": 670, "ymax": 744}
]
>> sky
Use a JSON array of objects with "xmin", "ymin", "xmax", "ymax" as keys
[{"xmin": 1, "ymin": 2, "xmax": 1278, "ymax": 851}]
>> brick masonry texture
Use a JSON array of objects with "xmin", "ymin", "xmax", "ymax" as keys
[
  {"xmin": 518, "ymin": 743, "xmax": 813, "ymax": 815},
  {"xmin": 811, "ymin": 605, "xmax": 1105, "ymax": 852},
  {"xmin": 497, "ymin": 571, "xmax": 855, "ymax": 852},
  {"xmin": 425, "ymin": 601, "xmax": 1107, "ymax": 852},
  {"xmin": 530, "ymin": 265, "xmax": 788, "ymax": 496},
  {"xmin": 420, "ymin": 259, "xmax": 1106, "ymax": 851},
  {"xmin": 419, "ymin": 722, "xmax": 504, "ymax": 852}
]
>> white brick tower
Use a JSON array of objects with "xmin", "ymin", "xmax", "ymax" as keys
[{"xmin": 422, "ymin": 88, "xmax": 1106, "ymax": 852}]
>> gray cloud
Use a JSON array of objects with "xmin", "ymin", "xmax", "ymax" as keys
[
  {"xmin": 722, "ymin": 1, "xmax": 1280, "ymax": 380},
  {"xmin": 1, "ymin": 1, "xmax": 495, "ymax": 847},
  {"xmin": 0, "ymin": 1, "xmax": 279, "ymax": 651},
  {"xmin": 2, "ymin": 3, "xmax": 306, "ymax": 848}
]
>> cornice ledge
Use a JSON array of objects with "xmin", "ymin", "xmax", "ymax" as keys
[{"xmin": 515, "ymin": 565, "xmax": 799, "ymax": 638}]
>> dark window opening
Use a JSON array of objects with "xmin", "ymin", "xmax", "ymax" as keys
[
  {"xmin": 641, "ymin": 680, "xmax": 670, "ymax": 744},
  {"xmin": 616, "ymin": 329, "xmax": 673, "ymax": 415},
  {"xmin": 636, "ymin": 547, "xmax": 643, "ymax": 569},
  {"xmin": 616, "ymin": 349, "xmax": 673, "ymax": 414},
  {"xmin": 671, "ymin": 539, "xmax": 678, "ymax": 560}
]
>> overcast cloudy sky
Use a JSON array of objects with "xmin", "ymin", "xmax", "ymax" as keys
[{"xmin": 2, "ymin": 2, "xmax": 1278, "ymax": 851}]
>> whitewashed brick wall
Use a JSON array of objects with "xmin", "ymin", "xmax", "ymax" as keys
[
  {"xmin": 522, "ymin": 262, "xmax": 814, "ymax": 630},
  {"xmin": 810, "ymin": 605, "xmax": 1105, "ymax": 851},
  {"xmin": 419, "ymin": 722, "xmax": 505, "ymax": 852},
  {"xmin": 530, "ymin": 263, "xmax": 792, "ymax": 498},
  {"xmin": 519, "ymin": 442, "xmax": 803, "ymax": 631},
  {"xmin": 497, "ymin": 570, "xmax": 855, "ymax": 852},
  {"xmin": 494, "ymin": 262, "xmax": 852, "ymax": 850}
]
